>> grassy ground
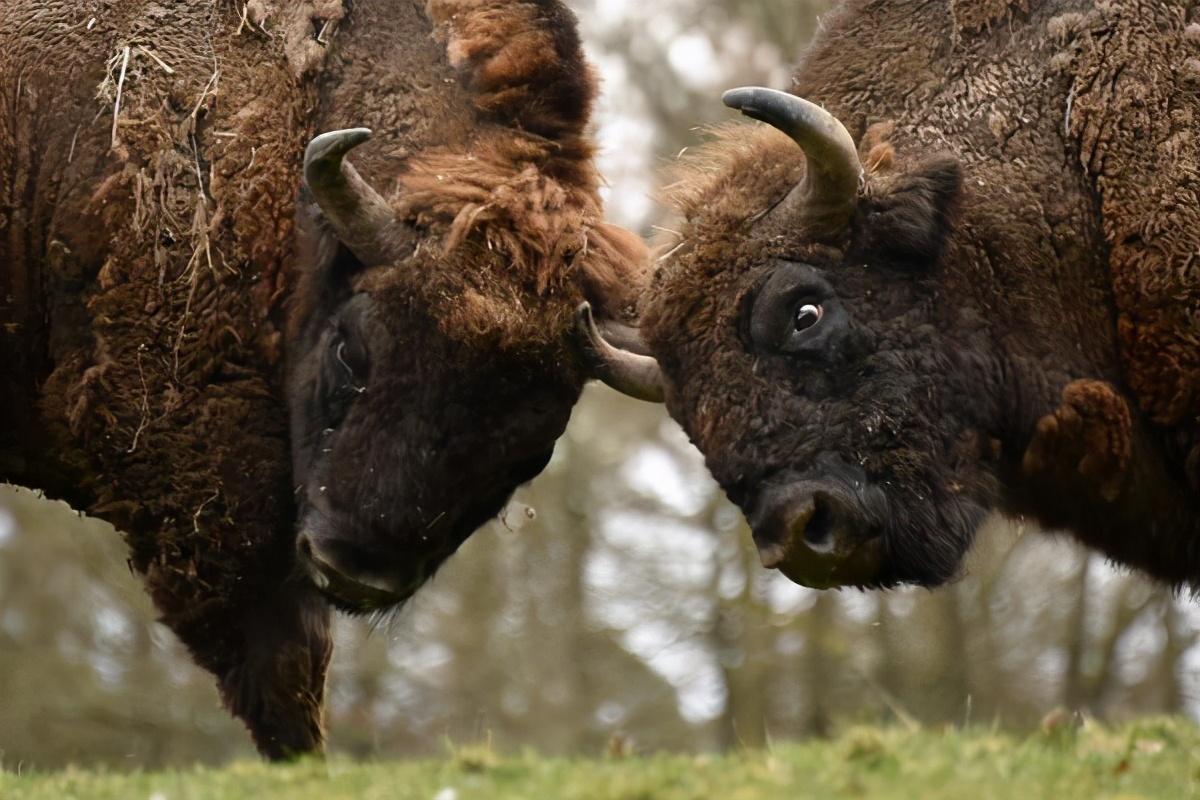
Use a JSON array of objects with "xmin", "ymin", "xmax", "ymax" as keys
[{"xmin": 3, "ymin": 718, "xmax": 1198, "ymax": 800}]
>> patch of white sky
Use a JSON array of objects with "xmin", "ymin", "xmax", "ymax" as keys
[
  {"xmin": 585, "ymin": 510, "xmax": 719, "ymax": 722},
  {"xmin": 583, "ymin": 2, "xmax": 796, "ymax": 231},
  {"xmin": 591, "ymin": 57, "xmax": 657, "ymax": 231},
  {"xmin": 584, "ymin": 3, "xmax": 725, "ymax": 231},
  {"xmin": 0, "ymin": 505, "xmax": 14, "ymax": 546},
  {"xmin": 619, "ymin": 443, "xmax": 711, "ymax": 518}
]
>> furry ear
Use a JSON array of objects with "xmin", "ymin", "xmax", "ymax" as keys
[{"xmin": 856, "ymin": 156, "xmax": 961, "ymax": 267}]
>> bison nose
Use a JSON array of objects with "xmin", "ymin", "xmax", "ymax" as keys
[
  {"xmin": 296, "ymin": 530, "xmax": 409, "ymax": 612},
  {"xmin": 750, "ymin": 482, "xmax": 883, "ymax": 589}
]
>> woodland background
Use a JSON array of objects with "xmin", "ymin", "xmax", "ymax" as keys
[{"xmin": 2, "ymin": 0, "xmax": 1198, "ymax": 769}]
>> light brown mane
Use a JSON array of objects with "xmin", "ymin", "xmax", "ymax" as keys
[{"xmin": 392, "ymin": 0, "xmax": 646, "ymax": 317}]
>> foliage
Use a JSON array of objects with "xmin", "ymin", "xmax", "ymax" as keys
[{"xmin": 3, "ymin": 719, "xmax": 1199, "ymax": 800}]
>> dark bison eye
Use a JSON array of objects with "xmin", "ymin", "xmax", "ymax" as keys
[
  {"xmin": 747, "ymin": 263, "xmax": 840, "ymax": 355},
  {"xmin": 794, "ymin": 303, "xmax": 823, "ymax": 333}
]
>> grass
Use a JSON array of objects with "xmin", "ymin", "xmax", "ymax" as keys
[{"xmin": 2, "ymin": 718, "xmax": 1198, "ymax": 800}]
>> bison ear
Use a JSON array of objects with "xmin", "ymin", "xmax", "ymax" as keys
[{"xmin": 857, "ymin": 155, "xmax": 961, "ymax": 268}]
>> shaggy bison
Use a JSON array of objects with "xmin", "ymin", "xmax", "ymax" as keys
[
  {"xmin": 1, "ymin": 0, "xmax": 642, "ymax": 756},
  {"xmin": 585, "ymin": 0, "xmax": 1200, "ymax": 589}
]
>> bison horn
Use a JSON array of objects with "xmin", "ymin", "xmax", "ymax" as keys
[
  {"xmin": 304, "ymin": 128, "xmax": 404, "ymax": 266},
  {"xmin": 575, "ymin": 303, "xmax": 665, "ymax": 404},
  {"xmin": 722, "ymin": 87, "xmax": 862, "ymax": 231}
]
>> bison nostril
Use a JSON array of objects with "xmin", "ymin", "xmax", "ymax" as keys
[{"xmin": 801, "ymin": 495, "xmax": 836, "ymax": 553}]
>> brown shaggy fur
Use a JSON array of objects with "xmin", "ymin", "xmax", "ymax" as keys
[
  {"xmin": 386, "ymin": 0, "xmax": 646, "ymax": 341},
  {"xmin": 951, "ymin": 0, "xmax": 1032, "ymax": 34},
  {"xmin": 647, "ymin": 0, "xmax": 1199, "ymax": 586},
  {"xmin": 1059, "ymin": 3, "xmax": 1200, "ymax": 439},
  {"xmin": 1023, "ymin": 379, "xmax": 1134, "ymax": 502},
  {"xmin": 2, "ymin": 0, "xmax": 352, "ymax": 759},
  {"xmin": 1, "ymin": 0, "xmax": 645, "ymax": 758}
]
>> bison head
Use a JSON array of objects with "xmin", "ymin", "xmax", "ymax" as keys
[
  {"xmin": 585, "ymin": 89, "xmax": 1004, "ymax": 589},
  {"xmin": 288, "ymin": 129, "xmax": 642, "ymax": 612}
]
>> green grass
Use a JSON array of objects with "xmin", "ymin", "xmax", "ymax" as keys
[{"xmin": 3, "ymin": 719, "xmax": 1198, "ymax": 799}]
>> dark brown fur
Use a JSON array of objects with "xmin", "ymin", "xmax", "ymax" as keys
[
  {"xmin": 643, "ymin": 0, "xmax": 1200, "ymax": 588},
  {"xmin": 1, "ymin": 0, "xmax": 642, "ymax": 757},
  {"xmin": 286, "ymin": 0, "xmax": 647, "ymax": 620}
]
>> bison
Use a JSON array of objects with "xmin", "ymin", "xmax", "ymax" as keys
[
  {"xmin": 1, "ymin": 0, "xmax": 643, "ymax": 757},
  {"xmin": 584, "ymin": 0, "xmax": 1200, "ymax": 589}
]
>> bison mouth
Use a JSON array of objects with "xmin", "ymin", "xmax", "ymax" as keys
[{"xmin": 296, "ymin": 533, "xmax": 412, "ymax": 612}]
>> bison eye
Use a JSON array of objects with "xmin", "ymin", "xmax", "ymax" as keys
[{"xmin": 794, "ymin": 303, "xmax": 824, "ymax": 333}]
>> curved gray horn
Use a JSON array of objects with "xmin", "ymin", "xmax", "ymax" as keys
[
  {"xmin": 722, "ymin": 87, "xmax": 862, "ymax": 230},
  {"xmin": 304, "ymin": 128, "xmax": 403, "ymax": 266},
  {"xmin": 575, "ymin": 303, "xmax": 665, "ymax": 403}
]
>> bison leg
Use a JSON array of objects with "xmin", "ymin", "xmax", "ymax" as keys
[
  {"xmin": 1022, "ymin": 379, "xmax": 1133, "ymax": 502},
  {"xmin": 223, "ymin": 581, "xmax": 332, "ymax": 759},
  {"xmin": 203, "ymin": 580, "xmax": 333, "ymax": 760}
]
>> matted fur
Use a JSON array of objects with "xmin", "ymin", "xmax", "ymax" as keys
[
  {"xmin": 663, "ymin": 124, "xmax": 804, "ymax": 227},
  {"xmin": 392, "ymin": 0, "xmax": 644, "ymax": 327},
  {"xmin": 1061, "ymin": 3, "xmax": 1200, "ymax": 432},
  {"xmin": 2, "ymin": 0, "xmax": 647, "ymax": 760}
]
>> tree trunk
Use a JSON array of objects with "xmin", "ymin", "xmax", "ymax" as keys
[{"xmin": 800, "ymin": 592, "xmax": 834, "ymax": 737}]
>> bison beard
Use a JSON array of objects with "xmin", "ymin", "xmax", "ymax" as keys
[
  {"xmin": 594, "ymin": 0, "xmax": 1200, "ymax": 590},
  {"xmin": 1, "ymin": 0, "xmax": 646, "ymax": 757}
]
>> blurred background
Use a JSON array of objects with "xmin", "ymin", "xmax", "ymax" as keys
[{"xmin": 2, "ymin": 0, "xmax": 1198, "ymax": 770}]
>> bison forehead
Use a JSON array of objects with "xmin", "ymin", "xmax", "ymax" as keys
[
  {"xmin": 645, "ymin": 231, "xmax": 841, "ymax": 346},
  {"xmin": 662, "ymin": 124, "xmax": 806, "ymax": 229}
]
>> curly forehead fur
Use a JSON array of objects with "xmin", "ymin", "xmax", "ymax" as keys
[
  {"xmin": 654, "ymin": 122, "xmax": 908, "ymax": 303},
  {"xmin": 663, "ymin": 124, "xmax": 806, "ymax": 231},
  {"xmin": 361, "ymin": 0, "xmax": 647, "ymax": 351}
]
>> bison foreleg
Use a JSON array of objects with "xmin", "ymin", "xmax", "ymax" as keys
[
  {"xmin": 215, "ymin": 579, "xmax": 333, "ymax": 760},
  {"xmin": 1022, "ymin": 379, "xmax": 1133, "ymax": 503}
]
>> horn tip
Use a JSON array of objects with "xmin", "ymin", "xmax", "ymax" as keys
[
  {"xmin": 723, "ymin": 86, "xmax": 785, "ymax": 112},
  {"xmin": 305, "ymin": 128, "xmax": 374, "ymax": 167},
  {"xmin": 722, "ymin": 87, "xmax": 754, "ymax": 110}
]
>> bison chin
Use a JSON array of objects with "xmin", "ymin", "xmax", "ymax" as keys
[
  {"xmin": 295, "ymin": 526, "xmax": 413, "ymax": 613},
  {"xmin": 872, "ymin": 487, "xmax": 990, "ymax": 589},
  {"xmin": 745, "ymin": 455, "xmax": 988, "ymax": 590}
]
